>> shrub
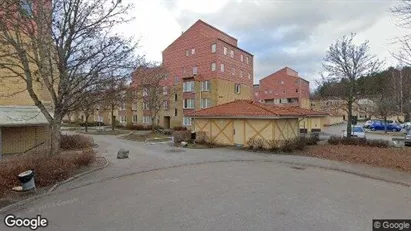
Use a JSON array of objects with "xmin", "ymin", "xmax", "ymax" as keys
[
  {"xmin": 280, "ymin": 139, "xmax": 298, "ymax": 153},
  {"xmin": 60, "ymin": 134, "xmax": 94, "ymax": 150},
  {"xmin": 328, "ymin": 136, "xmax": 390, "ymax": 148},
  {"xmin": 173, "ymin": 126, "xmax": 188, "ymax": 131},
  {"xmin": 246, "ymin": 138, "xmax": 264, "ymax": 150},
  {"xmin": 195, "ymin": 131, "xmax": 209, "ymax": 144},
  {"xmin": 328, "ymin": 136, "xmax": 341, "ymax": 145},
  {"xmin": 173, "ymin": 130, "xmax": 191, "ymax": 143},
  {"xmin": 125, "ymin": 124, "xmax": 152, "ymax": 130},
  {"xmin": 0, "ymin": 150, "xmax": 95, "ymax": 197},
  {"xmin": 306, "ymin": 133, "xmax": 320, "ymax": 145},
  {"xmin": 266, "ymin": 139, "xmax": 279, "ymax": 151},
  {"xmin": 67, "ymin": 150, "xmax": 96, "ymax": 166}
]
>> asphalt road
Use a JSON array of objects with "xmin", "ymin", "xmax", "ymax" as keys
[{"xmin": 1, "ymin": 133, "xmax": 410, "ymax": 231}]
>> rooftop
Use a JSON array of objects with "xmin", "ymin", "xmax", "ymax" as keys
[
  {"xmin": 187, "ymin": 100, "xmax": 328, "ymax": 118},
  {"xmin": 0, "ymin": 106, "xmax": 49, "ymax": 126}
]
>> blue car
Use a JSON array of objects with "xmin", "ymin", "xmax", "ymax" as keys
[{"xmin": 369, "ymin": 121, "xmax": 402, "ymax": 132}]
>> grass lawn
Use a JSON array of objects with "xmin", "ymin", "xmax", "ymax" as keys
[
  {"xmin": 121, "ymin": 132, "xmax": 171, "ymax": 142},
  {"xmin": 305, "ymin": 144, "xmax": 411, "ymax": 172},
  {"xmin": 78, "ymin": 130, "xmax": 130, "ymax": 136}
]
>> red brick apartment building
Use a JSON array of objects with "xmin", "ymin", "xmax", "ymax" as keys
[
  {"xmin": 127, "ymin": 20, "xmax": 254, "ymax": 128},
  {"xmin": 254, "ymin": 67, "xmax": 311, "ymax": 109}
]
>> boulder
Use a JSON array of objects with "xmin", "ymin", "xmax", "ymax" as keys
[
  {"xmin": 181, "ymin": 141, "xmax": 188, "ymax": 147},
  {"xmin": 117, "ymin": 149, "xmax": 129, "ymax": 159}
]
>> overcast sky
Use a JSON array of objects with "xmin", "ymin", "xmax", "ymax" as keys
[{"xmin": 119, "ymin": 0, "xmax": 407, "ymax": 89}]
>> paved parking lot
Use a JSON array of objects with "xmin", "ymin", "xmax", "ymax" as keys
[{"xmin": 322, "ymin": 122, "xmax": 403, "ymax": 141}]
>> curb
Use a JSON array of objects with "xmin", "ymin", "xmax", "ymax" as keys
[{"xmin": 0, "ymin": 156, "xmax": 109, "ymax": 214}]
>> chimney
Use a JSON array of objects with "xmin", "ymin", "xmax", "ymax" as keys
[{"xmin": 181, "ymin": 31, "xmax": 184, "ymax": 35}]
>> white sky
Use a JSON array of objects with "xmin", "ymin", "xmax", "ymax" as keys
[{"xmin": 117, "ymin": 0, "xmax": 409, "ymax": 88}]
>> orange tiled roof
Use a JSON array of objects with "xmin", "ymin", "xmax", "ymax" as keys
[{"xmin": 187, "ymin": 100, "xmax": 328, "ymax": 118}]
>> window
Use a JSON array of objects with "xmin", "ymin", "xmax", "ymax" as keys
[
  {"xmin": 132, "ymin": 115, "xmax": 138, "ymax": 123},
  {"xmin": 132, "ymin": 102, "xmax": 138, "ymax": 110},
  {"xmin": 230, "ymin": 50, "xmax": 234, "ymax": 58},
  {"xmin": 269, "ymin": 90, "xmax": 272, "ymax": 94},
  {"xmin": 211, "ymin": 62, "xmax": 216, "ymax": 71},
  {"xmin": 182, "ymin": 67, "xmax": 186, "ymax": 74},
  {"xmin": 185, "ymin": 50, "xmax": 189, "ymax": 56},
  {"xmin": 223, "ymin": 47, "xmax": 227, "ymax": 55},
  {"xmin": 248, "ymin": 73, "xmax": 251, "ymax": 79},
  {"xmin": 120, "ymin": 103, "xmax": 126, "ymax": 110},
  {"xmin": 264, "ymin": 90, "xmax": 268, "ymax": 94},
  {"xmin": 211, "ymin": 44, "xmax": 216, "ymax": 53},
  {"xmin": 246, "ymin": 56, "xmax": 249, "ymax": 64},
  {"xmin": 183, "ymin": 117, "xmax": 192, "ymax": 126},
  {"xmin": 296, "ymin": 89, "xmax": 299, "ymax": 93},
  {"xmin": 120, "ymin": 116, "xmax": 127, "ymax": 123},
  {"xmin": 183, "ymin": 98, "xmax": 195, "ymax": 109},
  {"xmin": 193, "ymin": 66, "xmax": 198, "ymax": 75},
  {"xmin": 143, "ymin": 102, "xmax": 149, "ymax": 110},
  {"xmin": 175, "ymin": 76, "xmax": 179, "ymax": 84},
  {"xmin": 240, "ymin": 70, "xmax": 243, "ymax": 78},
  {"xmin": 143, "ymin": 116, "xmax": 151, "ymax": 124},
  {"xmin": 143, "ymin": 87, "xmax": 149, "ymax": 96},
  {"xmin": 191, "ymin": 48, "xmax": 195, "ymax": 55},
  {"xmin": 163, "ymin": 86, "xmax": 168, "ymax": 95},
  {"xmin": 232, "ymin": 67, "xmax": 235, "ymax": 76},
  {"xmin": 235, "ymin": 83, "xmax": 241, "ymax": 94},
  {"xmin": 283, "ymin": 90, "xmax": 286, "ymax": 94},
  {"xmin": 163, "ymin": 100, "xmax": 169, "ymax": 110},
  {"xmin": 278, "ymin": 80, "xmax": 284, "ymax": 85},
  {"xmin": 220, "ymin": 63, "xmax": 225, "ymax": 72},
  {"xmin": 98, "ymin": 116, "xmax": 103, "ymax": 122},
  {"xmin": 201, "ymin": 98, "xmax": 211, "ymax": 108},
  {"xmin": 183, "ymin": 81, "xmax": 194, "ymax": 92},
  {"xmin": 201, "ymin": 81, "xmax": 211, "ymax": 91},
  {"xmin": 20, "ymin": 0, "xmax": 32, "ymax": 16},
  {"xmin": 174, "ymin": 94, "xmax": 178, "ymax": 102},
  {"xmin": 163, "ymin": 73, "xmax": 168, "ymax": 80},
  {"xmin": 174, "ymin": 108, "xmax": 178, "ymax": 116},
  {"xmin": 240, "ymin": 54, "xmax": 244, "ymax": 62}
]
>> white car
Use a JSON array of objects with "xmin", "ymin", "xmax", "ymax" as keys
[
  {"xmin": 363, "ymin": 120, "xmax": 373, "ymax": 128},
  {"xmin": 342, "ymin": 126, "xmax": 366, "ymax": 139}
]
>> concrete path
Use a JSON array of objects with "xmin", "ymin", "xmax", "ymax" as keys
[{"xmin": 1, "ymin": 133, "xmax": 411, "ymax": 230}]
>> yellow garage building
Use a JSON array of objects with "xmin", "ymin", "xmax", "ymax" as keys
[
  {"xmin": 0, "ymin": 106, "xmax": 51, "ymax": 157},
  {"xmin": 189, "ymin": 100, "xmax": 327, "ymax": 147}
]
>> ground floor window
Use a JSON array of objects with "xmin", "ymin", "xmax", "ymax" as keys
[
  {"xmin": 183, "ymin": 117, "xmax": 192, "ymax": 126},
  {"xmin": 143, "ymin": 116, "xmax": 152, "ymax": 124},
  {"xmin": 120, "ymin": 116, "xmax": 126, "ymax": 123},
  {"xmin": 132, "ymin": 115, "xmax": 138, "ymax": 123}
]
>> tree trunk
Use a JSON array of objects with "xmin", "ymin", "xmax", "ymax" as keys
[
  {"xmin": 85, "ymin": 114, "xmax": 89, "ymax": 132},
  {"xmin": 50, "ymin": 121, "xmax": 61, "ymax": 155},
  {"xmin": 111, "ymin": 104, "xmax": 115, "ymax": 131},
  {"xmin": 347, "ymin": 100, "xmax": 353, "ymax": 138},
  {"xmin": 151, "ymin": 117, "xmax": 155, "ymax": 133},
  {"xmin": 384, "ymin": 116, "xmax": 388, "ymax": 134}
]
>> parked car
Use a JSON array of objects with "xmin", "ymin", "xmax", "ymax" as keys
[
  {"xmin": 342, "ymin": 126, "xmax": 366, "ymax": 138},
  {"xmin": 405, "ymin": 130, "xmax": 411, "ymax": 146},
  {"xmin": 369, "ymin": 121, "xmax": 401, "ymax": 132},
  {"xmin": 401, "ymin": 122, "xmax": 411, "ymax": 129},
  {"xmin": 363, "ymin": 120, "xmax": 374, "ymax": 128}
]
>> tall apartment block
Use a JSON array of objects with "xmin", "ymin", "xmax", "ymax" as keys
[
  {"xmin": 253, "ymin": 67, "xmax": 310, "ymax": 109},
  {"xmin": 130, "ymin": 20, "xmax": 254, "ymax": 128}
]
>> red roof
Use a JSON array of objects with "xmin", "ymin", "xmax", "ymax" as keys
[{"xmin": 187, "ymin": 100, "xmax": 328, "ymax": 118}]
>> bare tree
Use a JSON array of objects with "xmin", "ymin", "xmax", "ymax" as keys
[
  {"xmin": 0, "ymin": 0, "xmax": 139, "ymax": 154},
  {"xmin": 103, "ymin": 81, "xmax": 128, "ymax": 131},
  {"xmin": 132, "ymin": 63, "xmax": 177, "ymax": 132},
  {"xmin": 322, "ymin": 34, "xmax": 382, "ymax": 137}
]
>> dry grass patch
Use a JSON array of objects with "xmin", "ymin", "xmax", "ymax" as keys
[
  {"xmin": 60, "ymin": 134, "xmax": 94, "ymax": 150},
  {"xmin": 122, "ymin": 132, "xmax": 170, "ymax": 142},
  {"xmin": 0, "ymin": 149, "xmax": 96, "ymax": 197},
  {"xmin": 305, "ymin": 145, "xmax": 411, "ymax": 172}
]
